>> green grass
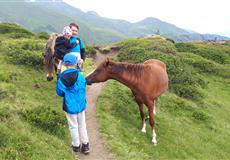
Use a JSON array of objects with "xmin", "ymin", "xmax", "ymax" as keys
[
  {"xmin": 0, "ymin": 52, "xmax": 75, "ymax": 159},
  {"xmin": 1, "ymin": 24, "xmax": 230, "ymax": 159},
  {"xmin": 0, "ymin": 49, "xmax": 95, "ymax": 159},
  {"xmin": 96, "ymin": 77, "xmax": 230, "ymax": 159},
  {"xmin": 95, "ymin": 39, "xmax": 230, "ymax": 159}
]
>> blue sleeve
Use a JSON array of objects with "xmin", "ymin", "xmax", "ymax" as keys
[{"xmin": 56, "ymin": 81, "xmax": 64, "ymax": 97}]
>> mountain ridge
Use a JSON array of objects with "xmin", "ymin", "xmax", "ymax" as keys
[{"xmin": 0, "ymin": 1, "xmax": 229, "ymax": 44}]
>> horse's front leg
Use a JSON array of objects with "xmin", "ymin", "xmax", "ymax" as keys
[
  {"xmin": 133, "ymin": 91, "xmax": 146, "ymax": 133},
  {"xmin": 147, "ymin": 100, "xmax": 157, "ymax": 145},
  {"xmin": 137, "ymin": 102, "xmax": 146, "ymax": 133}
]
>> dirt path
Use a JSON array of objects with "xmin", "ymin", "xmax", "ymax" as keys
[{"xmin": 78, "ymin": 50, "xmax": 117, "ymax": 160}]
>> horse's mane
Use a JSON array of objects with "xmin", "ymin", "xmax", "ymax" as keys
[
  {"xmin": 43, "ymin": 33, "xmax": 58, "ymax": 72},
  {"xmin": 113, "ymin": 62, "xmax": 146, "ymax": 79}
]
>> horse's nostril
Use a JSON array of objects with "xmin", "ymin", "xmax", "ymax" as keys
[
  {"xmin": 47, "ymin": 76, "xmax": 54, "ymax": 81},
  {"xmin": 86, "ymin": 80, "xmax": 92, "ymax": 85}
]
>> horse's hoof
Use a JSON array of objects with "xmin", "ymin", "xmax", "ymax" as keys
[
  {"xmin": 141, "ymin": 129, "xmax": 146, "ymax": 133},
  {"xmin": 152, "ymin": 141, "xmax": 157, "ymax": 146},
  {"xmin": 152, "ymin": 138, "xmax": 157, "ymax": 145}
]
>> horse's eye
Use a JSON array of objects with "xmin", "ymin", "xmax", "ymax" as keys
[{"xmin": 95, "ymin": 69, "xmax": 101, "ymax": 73}]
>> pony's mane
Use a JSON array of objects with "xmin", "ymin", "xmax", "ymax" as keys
[
  {"xmin": 44, "ymin": 33, "xmax": 58, "ymax": 73},
  {"xmin": 113, "ymin": 62, "xmax": 146, "ymax": 78}
]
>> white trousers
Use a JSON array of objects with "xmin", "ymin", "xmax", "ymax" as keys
[{"xmin": 65, "ymin": 111, "xmax": 89, "ymax": 147}]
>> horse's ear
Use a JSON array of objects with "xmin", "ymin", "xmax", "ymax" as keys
[{"xmin": 105, "ymin": 57, "xmax": 110, "ymax": 66}]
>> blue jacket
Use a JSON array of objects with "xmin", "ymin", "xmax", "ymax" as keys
[
  {"xmin": 69, "ymin": 36, "xmax": 86, "ymax": 61},
  {"xmin": 69, "ymin": 36, "xmax": 85, "ymax": 53},
  {"xmin": 56, "ymin": 68, "xmax": 86, "ymax": 114}
]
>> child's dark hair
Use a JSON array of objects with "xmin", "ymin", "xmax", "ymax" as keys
[{"xmin": 69, "ymin": 22, "xmax": 79, "ymax": 30}]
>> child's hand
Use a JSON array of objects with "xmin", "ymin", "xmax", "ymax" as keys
[{"xmin": 77, "ymin": 59, "xmax": 84, "ymax": 65}]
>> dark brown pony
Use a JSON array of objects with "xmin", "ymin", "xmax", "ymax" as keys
[
  {"xmin": 86, "ymin": 58, "xmax": 168, "ymax": 145},
  {"xmin": 43, "ymin": 33, "xmax": 59, "ymax": 81}
]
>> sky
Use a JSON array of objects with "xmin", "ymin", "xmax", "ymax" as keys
[{"xmin": 64, "ymin": 0, "xmax": 230, "ymax": 37}]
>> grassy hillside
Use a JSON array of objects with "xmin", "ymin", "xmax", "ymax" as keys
[
  {"xmin": 0, "ymin": 23, "xmax": 95, "ymax": 159},
  {"xmin": 95, "ymin": 37, "xmax": 230, "ymax": 159},
  {"xmin": 1, "ymin": 23, "xmax": 229, "ymax": 159}
]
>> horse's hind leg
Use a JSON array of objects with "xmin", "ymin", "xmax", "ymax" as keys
[{"xmin": 153, "ymin": 98, "xmax": 158, "ymax": 115}]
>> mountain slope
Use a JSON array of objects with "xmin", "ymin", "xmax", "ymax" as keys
[{"xmin": 0, "ymin": 0, "xmax": 229, "ymax": 44}]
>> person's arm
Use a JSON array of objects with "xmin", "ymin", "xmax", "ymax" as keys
[
  {"xmin": 80, "ymin": 48, "xmax": 85, "ymax": 61},
  {"xmin": 79, "ymin": 38, "xmax": 86, "ymax": 61},
  {"xmin": 56, "ymin": 81, "xmax": 65, "ymax": 97},
  {"xmin": 65, "ymin": 39, "xmax": 77, "ymax": 49}
]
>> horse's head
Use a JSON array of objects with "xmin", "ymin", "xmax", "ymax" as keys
[{"xmin": 86, "ymin": 58, "xmax": 113, "ymax": 85}]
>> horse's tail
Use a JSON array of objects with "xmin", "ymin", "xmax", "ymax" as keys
[{"xmin": 43, "ymin": 33, "xmax": 58, "ymax": 74}]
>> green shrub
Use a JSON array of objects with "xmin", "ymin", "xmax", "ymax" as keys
[
  {"xmin": 118, "ymin": 37, "xmax": 176, "ymax": 55},
  {"xmin": 175, "ymin": 42, "xmax": 197, "ymax": 53},
  {"xmin": 179, "ymin": 52, "xmax": 230, "ymax": 78},
  {"xmin": 192, "ymin": 109, "xmax": 211, "ymax": 122},
  {"xmin": 176, "ymin": 42, "xmax": 230, "ymax": 64},
  {"xmin": 21, "ymin": 41, "xmax": 44, "ymax": 50},
  {"xmin": 8, "ymin": 32, "xmax": 33, "ymax": 38},
  {"xmin": 118, "ymin": 46, "xmax": 146, "ymax": 63},
  {"xmin": 0, "ymin": 23, "xmax": 34, "ymax": 36},
  {"xmin": 22, "ymin": 106, "xmax": 67, "ymax": 138},
  {"xmin": 7, "ymin": 49, "xmax": 43, "ymax": 67},
  {"xmin": 118, "ymin": 45, "xmax": 207, "ymax": 101},
  {"xmin": 159, "ymin": 93, "xmax": 196, "ymax": 114},
  {"xmin": 36, "ymin": 32, "xmax": 49, "ymax": 39},
  {"xmin": 86, "ymin": 45, "xmax": 97, "ymax": 56},
  {"xmin": 172, "ymin": 84, "xmax": 205, "ymax": 100},
  {"xmin": 1, "ymin": 38, "xmax": 45, "ymax": 68}
]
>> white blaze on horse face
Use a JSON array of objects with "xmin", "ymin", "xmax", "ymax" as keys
[
  {"xmin": 86, "ymin": 69, "xmax": 95, "ymax": 77},
  {"xmin": 141, "ymin": 122, "xmax": 146, "ymax": 133},
  {"xmin": 152, "ymin": 129, "xmax": 157, "ymax": 145}
]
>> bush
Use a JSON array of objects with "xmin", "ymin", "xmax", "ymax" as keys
[
  {"xmin": 118, "ymin": 46, "xmax": 146, "ymax": 63},
  {"xmin": 7, "ymin": 49, "xmax": 43, "ymax": 67},
  {"xmin": 0, "ymin": 23, "xmax": 34, "ymax": 36},
  {"xmin": 118, "ymin": 37, "xmax": 176, "ymax": 55},
  {"xmin": 192, "ymin": 109, "xmax": 211, "ymax": 122},
  {"xmin": 172, "ymin": 84, "xmax": 205, "ymax": 100},
  {"xmin": 175, "ymin": 42, "xmax": 230, "ymax": 64},
  {"xmin": 86, "ymin": 45, "xmax": 97, "ymax": 57},
  {"xmin": 22, "ymin": 106, "xmax": 67, "ymax": 138},
  {"xmin": 179, "ymin": 52, "xmax": 230, "ymax": 78},
  {"xmin": 2, "ymin": 39, "xmax": 44, "ymax": 67},
  {"xmin": 36, "ymin": 32, "xmax": 49, "ymax": 39},
  {"xmin": 118, "ymin": 45, "xmax": 207, "ymax": 101}
]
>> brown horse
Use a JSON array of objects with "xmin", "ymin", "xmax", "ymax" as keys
[
  {"xmin": 86, "ymin": 58, "xmax": 168, "ymax": 144},
  {"xmin": 43, "ymin": 33, "xmax": 59, "ymax": 81}
]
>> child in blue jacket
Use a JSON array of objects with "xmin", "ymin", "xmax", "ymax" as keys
[{"xmin": 56, "ymin": 54, "xmax": 90, "ymax": 154}]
